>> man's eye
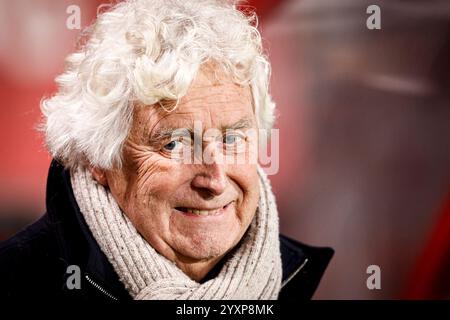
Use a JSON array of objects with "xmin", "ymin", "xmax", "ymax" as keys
[
  {"xmin": 161, "ymin": 136, "xmax": 192, "ymax": 158},
  {"xmin": 223, "ymin": 133, "xmax": 244, "ymax": 145},
  {"xmin": 163, "ymin": 140, "xmax": 181, "ymax": 151}
]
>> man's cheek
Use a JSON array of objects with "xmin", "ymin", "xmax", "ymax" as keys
[
  {"xmin": 134, "ymin": 170, "xmax": 180, "ymax": 206},
  {"xmin": 133, "ymin": 158, "xmax": 174, "ymax": 190},
  {"xmin": 230, "ymin": 165, "xmax": 258, "ymax": 185}
]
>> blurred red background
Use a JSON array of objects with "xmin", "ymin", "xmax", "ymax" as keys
[{"xmin": 0, "ymin": 0, "xmax": 449, "ymax": 299}]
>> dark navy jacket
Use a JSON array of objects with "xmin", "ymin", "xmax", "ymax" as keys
[{"xmin": 0, "ymin": 160, "xmax": 333, "ymax": 300}]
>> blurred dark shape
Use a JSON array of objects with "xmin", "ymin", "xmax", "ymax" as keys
[
  {"xmin": 403, "ymin": 187, "xmax": 450, "ymax": 299},
  {"xmin": 0, "ymin": 206, "xmax": 38, "ymax": 241}
]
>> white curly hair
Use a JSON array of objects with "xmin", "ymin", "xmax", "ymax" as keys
[{"xmin": 40, "ymin": 0, "xmax": 276, "ymax": 169}]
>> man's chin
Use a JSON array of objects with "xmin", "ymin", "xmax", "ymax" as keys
[{"xmin": 171, "ymin": 235, "xmax": 238, "ymax": 262}]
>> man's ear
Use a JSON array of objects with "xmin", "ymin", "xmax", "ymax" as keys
[{"xmin": 89, "ymin": 166, "xmax": 108, "ymax": 187}]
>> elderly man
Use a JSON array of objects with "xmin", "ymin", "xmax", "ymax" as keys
[{"xmin": 0, "ymin": 0, "xmax": 332, "ymax": 300}]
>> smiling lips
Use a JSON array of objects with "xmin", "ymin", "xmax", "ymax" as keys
[{"xmin": 175, "ymin": 201, "xmax": 233, "ymax": 216}]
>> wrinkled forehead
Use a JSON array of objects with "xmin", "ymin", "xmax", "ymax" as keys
[{"xmin": 131, "ymin": 70, "xmax": 255, "ymax": 139}]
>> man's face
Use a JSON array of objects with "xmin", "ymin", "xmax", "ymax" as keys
[{"xmin": 102, "ymin": 68, "xmax": 260, "ymax": 269}]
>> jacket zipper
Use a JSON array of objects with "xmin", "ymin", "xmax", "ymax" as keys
[
  {"xmin": 85, "ymin": 274, "xmax": 118, "ymax": 300},
  {"xmin": 281, "ymin": 258, "xmax": 309, "ymax": 288}
]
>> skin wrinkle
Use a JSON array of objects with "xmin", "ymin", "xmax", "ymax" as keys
[{"xmin": 90, "ymin": 69, "xmax": 260, "ymax": 282}]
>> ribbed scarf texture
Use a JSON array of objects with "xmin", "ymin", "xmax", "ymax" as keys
[{"xmin": 70, "ymin": 165, "xmax": 282, "ymax": 299}]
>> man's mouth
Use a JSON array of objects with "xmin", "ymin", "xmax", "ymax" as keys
[{"xmin": 175, "ymin": 201, "xmax": 233, "ymax": 217}]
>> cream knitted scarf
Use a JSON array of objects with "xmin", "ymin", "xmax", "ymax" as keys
[{"xmin": 70, "ymin": 165, "xmax": 282, "ymax": 300}]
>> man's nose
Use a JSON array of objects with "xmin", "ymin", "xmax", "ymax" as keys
[{"xmin": 191, "ymin": 163, "xmax": 227, "ymax": 197}]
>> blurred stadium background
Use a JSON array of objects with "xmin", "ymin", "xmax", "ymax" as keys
[{"xmin": 0, "ymin": 0, "xmax": 449, "ymax": 299}]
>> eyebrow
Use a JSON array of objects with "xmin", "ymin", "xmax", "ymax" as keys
[
  {"xmin": 148, "ymin": 117, "xmax": 254, "ymax": 144},
  {"xmin": 224, "ymin": 118, "xmax": 253, "ymax": 131},
  {"xmin": 148, "ymin": 127, "xmax": 192, "ymax": 145}
]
